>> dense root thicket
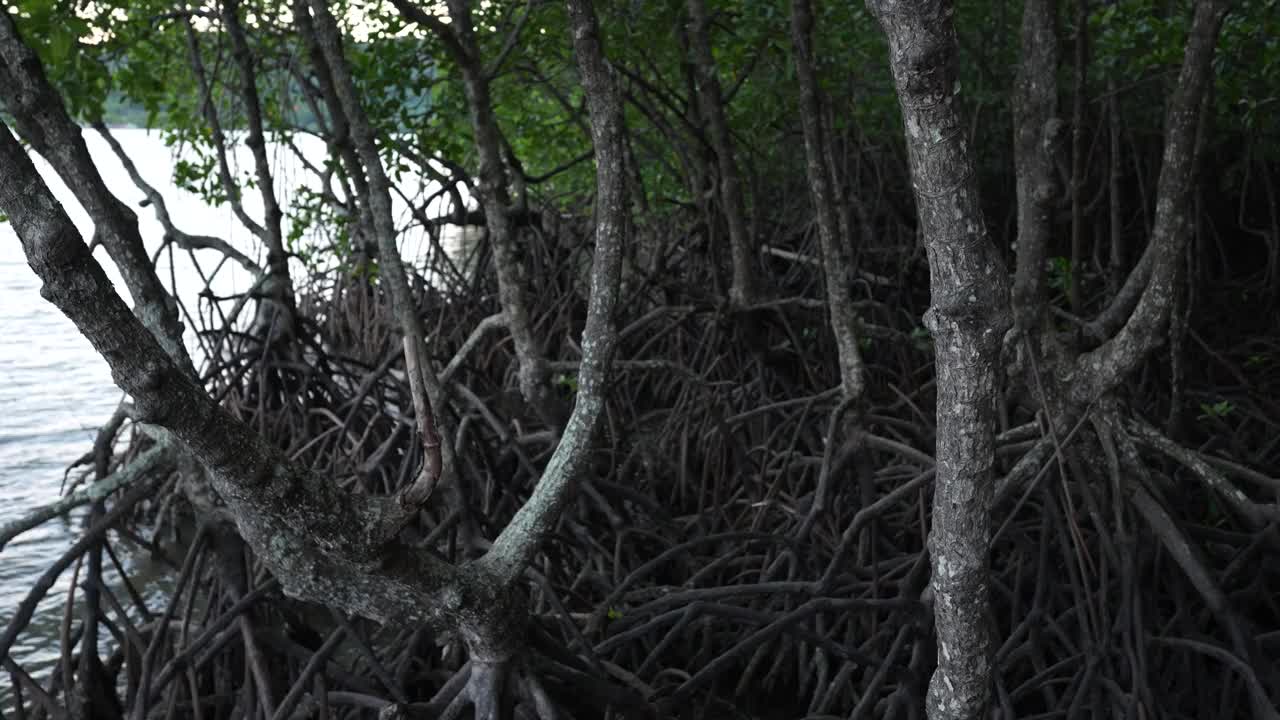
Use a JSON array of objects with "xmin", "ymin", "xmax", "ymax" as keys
[{"xmin": 3, "ymin": 159, "xmax": 1278, "ymax": 719}]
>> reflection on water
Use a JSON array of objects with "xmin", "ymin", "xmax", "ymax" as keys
[{"xmin": 0, "ymin": 128, "xmax": 463, "ymax": 702}]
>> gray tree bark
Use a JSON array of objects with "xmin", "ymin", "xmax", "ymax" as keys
[
  {"xmin": 221, "ymin": 0, "xmax": 298, "ymax": 329},
  {"xmin": 1010, "ymin": 0, "xmax": 1060, "ymax": 343},
  {"xmin": 0, "ymin": 13, "xmax": 193, "ymax": 373},
  {"xmin": 302, "ymin": 0, "xmax": 456, "ymax": 532},
  {"xmin": 0, "ymin": 1, "xmax": 627, "ymax": 712},
  {"xmin": 1069, "ymin": 0, "xmax": 1230, "ymax": 406},
  {"xmin": 686, "ymin": 0, "xmax": 758, "ymax": 307},
  {"xmin": 866, "ymin": 0, "xmax": 1011, "ymax": 717},
  {"xmin": 391, "ymin": 0, "xmax": 556, "ymax": 426},
  {"xmin": 789, "ymin": 0, "xmax": 867, "ymax": 403}
]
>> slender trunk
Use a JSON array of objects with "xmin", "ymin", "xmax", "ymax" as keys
[
  {"xmin": 686, "ymin": 0, "xmax": 758, "ymax": 307},
  {"xmin": 1107, "ymin": 73, "xmax": 1125, "ymax": 296},
  {"xmin": 1068, "ymin": 0, "xmax": 1089, "ymax": 317},
  {"xmin": 221, "ymin": 0, "xmax": 297, "ymax": 323},
  {"xmin": 789, "ymin": 0, "xmax": 866, "ymax": 402},
  {"xmin": 392, "ymin": 0, "xmax": 554, "ymax": 424},
  {"xmin": 457, "ymin": 57, "xmax": 554, "ymax": 422},
  {"xmin": 1011, "ymin": 0, "xmax": 1060, "ymax": 340},
  {"xmin": 303, "ymin": 0, "xmax": 455, "ymax": 529},
  {"xmin": 481, "ymin": 0, "xmax": 628, "ymax": 586},
  {"xmin": 866, "ymin": 1, "xmax": 1011, "ymax": 717}
]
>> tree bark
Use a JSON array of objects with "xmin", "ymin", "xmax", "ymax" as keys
[
  {"xmin": 789, "ymin": 0, "xmax": 867, "ymax": 403},
  {"xmin": 302, "ymin": 0, "xmax": 455, "ymax": 532},
  {"xmin": 686, "ymin": 0, "xmax": 758, "ymax": 307},
  {"xmin": 0, "ymin": 4, "xmax": 626, "ymax": 706},
  {"xmin": 392, "ymin": 0, "xmax": 555, "ymax": 425},
  {"xmin": 1071, "ymin": 0, "xmax": 1230, "ymax": 405},
  {"xmin": 220, "ymin": 0, "xmax": 298, "ymax": 328},
  {"xmin": 1011, "ymin": 0, "xmax": 1060, "ymax": 341},
  {"xmin": 479, "ymin": 0, "xmax": 627, "ymax": 584},
  {"xmin": 1068, "ymin": 0, "xmax": 1089, "ymax": 317},
  {"xmin": 866, "ymin": 0, "xmax": 1011, "ymax": 717},
  {"xmin": 0, "ymin": 14, "xmax": 193, "ymax": 373}
]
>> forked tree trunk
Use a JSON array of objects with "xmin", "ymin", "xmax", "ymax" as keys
[
  {"xmin": 1068, "ymin": 0, "xmax": 1230, "ymax": 406},
  {"xmin": 0, "ymin": 2, "xmax": 627, "ymax": 715},
  {"xmin": 866, "ymin": 1, "xmax": 1011, "ymax": 717}
]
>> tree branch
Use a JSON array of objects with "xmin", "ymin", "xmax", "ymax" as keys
[
  {"xmin": 0, "ymin": 118, "xmax": 464, "ymax": 629},
  {"xmin": 478, "ymin": 0, "xmax": 626, "ymax": 586},
  {"xmin": 92, "ymin": 122, "xmax": 263, "ymax": 278},
  {"xmin": 1071, "ymin": 0, "xmax": 1230, "ymax": 405},
  {"xmin": 0, "ymin": 13, "xmax": 192, "ymax": 372},
  {"xmin": 0, "ymin": 446, "xmax": 166, "ymax": 552}
]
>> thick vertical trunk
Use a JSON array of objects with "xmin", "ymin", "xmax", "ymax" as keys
[
  {"xmin": 867, "ymin": 1, "xmax": 1011, "ymax": 717},
  {"xmin": 789, "ymin": 0, "xmax": 867, "ymax": 402}
]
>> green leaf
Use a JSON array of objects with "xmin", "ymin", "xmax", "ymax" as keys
[{"xmin": 1197, "ymin": 400, "xmax": 1235, "ymax": 421}]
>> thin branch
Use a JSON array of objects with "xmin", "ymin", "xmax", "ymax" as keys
[
  {"xmin": 0, "ymin": 446, "xmax": 166, "ymax": 552},
  {"xmin": 485, "ymin": 0, "xmax": 538, "ymax": 79},
  {"xmin": 93, "ymin": 122, "xmax": 262, "ymax": 278}
]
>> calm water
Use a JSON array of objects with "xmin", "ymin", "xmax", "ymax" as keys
[{"xmin": 0, "ymin": 128, "xmax": 449, "ymax": 694}]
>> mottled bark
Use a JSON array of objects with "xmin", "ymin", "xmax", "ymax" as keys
[
  {"xmin": 1011, "ymin": 0, "xmax": 1060, "ymax": 339},
  {"xmin": 686, "ymin": 0, "xmax": 758, "ymax": 307},
  {"xmin": 0, "ymin": 14, "xmax": 192, "ymax": 373},
  {"xmin": 866, "ymin": 0, "xmax": 1011, "ymax": 717},
  {"xmin": 0, "ymin": 118, "xmax": 459, "ymax": 627},
  {"xmin": 2, "ymin": 10, "xmax": 625, "ymax": 709},
  {"xmin": 789, "ymin": 0, "xmax": 867, "ymax": 402},
  {"xmin": 481, "ymin": 0, "xmax": 626, "ymax": 583},
  {"xmin": 1071, "ymin": 0, "xmax": 1230, "ymax": 405}
]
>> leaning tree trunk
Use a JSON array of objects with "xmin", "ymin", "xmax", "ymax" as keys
[
  {"xmin": 867, "ymin": 0, "xmax": 1011, "ymax": 718},
  {"xmin": 0, "ymin": 13, "xmax": 193, "ymax": 373}
]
